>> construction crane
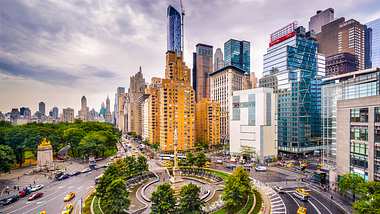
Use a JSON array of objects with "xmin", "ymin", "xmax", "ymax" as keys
[{"xmin": 179, "ymin": 0, "xmax": 185, "ymax": 55}]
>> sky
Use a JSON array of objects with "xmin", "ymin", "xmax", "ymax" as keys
[{"xmin": 0, "ymin": 0, "xmax": 379, "ymax": 114}]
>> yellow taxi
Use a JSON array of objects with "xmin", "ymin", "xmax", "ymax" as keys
[
  {"xmin": 63, "ymin": 192, "xmax": 76, "ymax": 202},
  {"xmin": 61, "ymin": 204, "xmax": 73, "ymax": 214},
  {"xmin": 39, "ymin": 211, "xmax": 46, "ymax": 214},
  {"xmin": 297, "ymin": 206, "xmax": 307, "ymax": 214}
]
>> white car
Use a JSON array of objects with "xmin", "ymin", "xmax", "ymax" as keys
[
  {"xmin": 30, "ymin": 184, "xmax": 44, "ymax": 192},
  {"xmin": 255, "ymin": 166, "xmax": 267, "ymax": 172},
  {"xmin": 81, "ymin": 168, "xmax": 92, "ymax": 173}
]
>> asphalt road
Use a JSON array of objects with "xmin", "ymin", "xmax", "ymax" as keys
[{"xmin": 0, "ymin": 169, "xmax": 104, "ymax": 214}]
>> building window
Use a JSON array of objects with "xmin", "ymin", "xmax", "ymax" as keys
[
  {"xmin": 351, "ymin": 142, "xmax": 368, "ymax": 156},
  {"xmin": 248, "ymin": 94, "xmax": 256, "ymax": 126},
  {"xmin": 350, "ymin": 154, "xmax": 368, "ymax": 169},
  {"xmin": 350, "ymin": 127, "xmax": 368, "ymax": 141},
  {"xmin": 232, "ymin": 96, "xmax": 240, "ymax": 121},
  {"xmin": 376, "ymin": 127, "xmax": 380, "ymax": 143},
  {"xmin": 375, "ymin": 107, "xmax": 380, "ymax": 123},
  {"xmin": 350, "ymin": 108, "xmax": 368, "ymax": 123}
]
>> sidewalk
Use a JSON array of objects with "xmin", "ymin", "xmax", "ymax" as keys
[{"xmin": 0, "ymin": 160, "xmax": 88, "ymax": 198}]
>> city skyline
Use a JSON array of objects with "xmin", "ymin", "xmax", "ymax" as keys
[{"xmin": 1, "ymin": 0, "xmax": 379, "ymax": 112}]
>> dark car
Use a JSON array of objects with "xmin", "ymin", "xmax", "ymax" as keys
[
  {"xmin": 28, "ymin": 192, "xmax": 43, "ymax": 201},
  {"xmin": 1, "ymin": 195, "xmax": 19, "ymax": 206},
  {"xmin": 70, "ymin": 171, "xmax": 81, "ymax": 176},
  {"xmin": 57, "ymin": 174, "xmax": 70, "ymax": 181}
]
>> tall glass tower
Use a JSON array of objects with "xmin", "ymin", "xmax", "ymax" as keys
[
  {"xmin": 261, "ymin": 23, "xmax": 325, "ymax": 155},
  {"xmin": 367, "ymin": 18, "xmax": 380, "ymax": 68},
  {"xmin": 167, "ymin": 5, "xmax": 182, "ymax": 56},
  {"xmin": 224, "ymin": 39, "xmax": 250, "ymax": 72}
]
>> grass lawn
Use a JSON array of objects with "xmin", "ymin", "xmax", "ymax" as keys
[
  {"xmin": 82, "ymin": 192, "xmax": 95, "ymax": 214},
  {"xmin": 93, "ymin": 196, "xmax": 103, "ymax": 214}
]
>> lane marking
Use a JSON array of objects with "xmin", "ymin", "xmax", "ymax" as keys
[
  {"xmin": 309, "ymin": 200, "xmax": 322, "ymax": 214},
  {"xmin": 286, "ymin": 192, "xmax": 300, "ymax": 207},
  {"xmin": 311, "ymin": 196, "xmax": 333, "ymax": 214}
]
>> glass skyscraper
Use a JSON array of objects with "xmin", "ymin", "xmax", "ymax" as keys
[
  {"xmin": 367, "ymin": 18, "xmax": 380, "ymax": 68},
  {"xmin": 167, "ymin": 5, "xmax": 182, "ymax": 55},
  {"xmin": 224, "ymin": 39, "xmax": 250, "ymax": 72},
  {"xmin": 261, "ymin": 23, "xmax": 325, "ymax": 155}
]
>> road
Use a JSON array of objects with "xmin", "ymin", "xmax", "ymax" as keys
[{"xmin": 0, "ymin": 169, "xmax": 104, "ymax": 214}]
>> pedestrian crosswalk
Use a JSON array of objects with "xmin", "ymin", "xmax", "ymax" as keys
[{"xmin": 263, "ymin": 186, "xmax": 286, "ymax": 214}]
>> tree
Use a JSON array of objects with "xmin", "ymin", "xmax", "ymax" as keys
[
  {"xmin": 101, "ymin": 178, "xmax": 130, "ymax": 214},
  {"xmin": 185, "ymin": 152, "xmax": 194, "ymax": 166},
  {"xmin": 194, "ymin": 152, "xmax": 208, "ymax": 168},
  {"xmin": 151, "ymin": 183, "xmax": 176, "ymax": 214},
  {"xmin": 178, "ymin": 183, "xmax": 203, "ymax": 214},
  {"xmin": 136, "ymin": 156, "xmax": 148, "ymax": 172},
  {"xmin": 353, "ymin": 193, "xmax": 380, "ymax": 214},
  {"xmin": 96, "ymin": 164, "xmax": 121, "ymax": 197},
  {"xmin": 339, "ymin": 173, "xmax": 365, "ymax": 200},
  {"xmin": 0, "ymin": 145, "xmax": 16, "ymax": 172},
  {"xmin": 63, "ymin": 128, "xmax": 85, "ymax": 157},
  {"xmin": 222, "ymin": 167, "xmax": 252, "ymax": 212}
]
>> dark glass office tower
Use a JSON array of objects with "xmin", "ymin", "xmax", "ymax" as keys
[
  {"xmin": 224, "ymin": 39, "xmax": 250, "ymax": 72},
  {"xmin": 167, "ymin": 5, "xmax": 182, "ymax": 56}
]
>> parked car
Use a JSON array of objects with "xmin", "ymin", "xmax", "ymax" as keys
[
  {"xmin": 255, "ymin": 165, "xmax": 267, "ymax": 172},
  {"xmin": 30, "ymin": 184, "xmax": 44, "ymax": 192},
  {"xmin": 81, "ymin": 168, "xmax": 92, "ymax": 173},
  {"xmin": 0, "ymin": 195, "xmax": 19, "ymax": 206},
  {"xmin": 19, "ymin": 187, "xmax": 32, "ymax": 197},
  {"xmin": 28, "ymin": 192, "xmax": 43, "ymax": 201},
  {"xmin": 69, "ymin": 171, "xmax": 81, "ymax": 176},
  {"xmin": 57, "ymin": 174, "xmax": 70, "ymax": 181}
]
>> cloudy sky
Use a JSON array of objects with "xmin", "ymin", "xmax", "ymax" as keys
[{"xmin": 0, "ymin": 0, "xmax": 379, "ymax": 113}]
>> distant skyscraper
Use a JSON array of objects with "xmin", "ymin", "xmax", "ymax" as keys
[
  {"xmin": 367, "ymin": 18, "xmax": 380, "ymax": 68},
  {"xmin": 167, "ymin": 5, "xmax": 182, "ymax": 56},
  {"xmin": 127, "ymin": 67, "xmax": 146, "ymax": 135},
  {"xmin": 79, "ymin": 96, "xmax": 89, "ymax": 121},
  {"xmin": 10, "ymin": 108, "xmax": 20, "ymax": 123},
  {"xmin": 114, "ymin": 87, "xmax": 126, "ymax": 132},
  {"xmin": 20, "ymin": 107, "xmax": 31, "ymax": 118},
  {"xmin": 38, "ymin": 102, "xmax": 46, "ymax": 115},
  {"xmin": 224, "ymin": 39, "xmax": 250, "ymax": 72},
  {"xmin": 104, "ymin": 96, "xmax": 112, "ymax": 123},
  {"xmin": 309, "ymin": 8, "xmax": 334, "ymax": 34},
  {"xmin": 62, "ymin": 108, "xmax": 74, "ymax": 123},
  {"xmin": 192, "ymin": 43, "xmax": 213, "ymax": 101},
  {"xmin": 214, "ymin": 48, "xmax": 224, "ymax": 71},
  {"xmin": 51, "ymin": 107, "xmax": 59, "ymax": 119}
]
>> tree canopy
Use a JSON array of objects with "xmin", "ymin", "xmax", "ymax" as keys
[
  {"xmin": 150, "ymin": 183, "xmax": 176, "ymax": 214},
  {"xmin": 178, "ymin": 183, "xmax": 203, "ymax": 214},
  {"xmin": 0, "ymin": 121, "xmax": 120, "ymax": 166},
  {"xmin": 0, "ymin": 144, "xmax": 16, "ymax": 172}
]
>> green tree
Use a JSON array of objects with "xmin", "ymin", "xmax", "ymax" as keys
[
  {"xmin": 353, "ymin": 193, "xmax": 380, "ymax": 214},
  {"xmin": 178, "ymin": 183, "xmax": 203, "ymax": 214},
  {"xmin": 151, "ymin": 183, "xmax": 176, "ymax": 214},
  {"xmin": 222, "ymin": 167, "xmax": 252, "ymax": 213},
  {"xmin": 96, "ymin": 164, "xmax": 121, "ymax": 197},
  {"xmin": 63, "ymin": 128, "xmax": 85, "ymax": 157},
  {"xmin": 136, "ymin": 156, "xmax": 148, "ymax": 172},
  {"xmin": 101, "ymin": 178, "xmax": 130, "ymax": 214},
  {"xmin": 0, "ymin": 145, "xmax": 16, "ymax": 172},
  {"xmin": 186, "ymin": 152, "xmax": 194, "ymax": 166},
  {"xmin": 194, "ymin": 152, "xmax": 208, "ymax": 168},
  {"xmin": 339, "ymin": 173, "xmax": 365, "ymax": 200}
]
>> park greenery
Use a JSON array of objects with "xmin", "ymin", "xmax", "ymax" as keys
[
  {"xmin": 0, "ymin": 144, "xmax": 16, "ymax": 172},
  {"xmin": 180, "ymin": 152, "xmax": 208, "ymax": 168},
  {"xmin": 0, "ymin": 121, "xmax": 120, "ymax": 167},
  {"xmin": 222, "ymin": 166, "xmax": 252, "ymax": 213},
  {"xmin": 150, "ymin": 183, "xmax": 203, "ymax": 214},
  {"xmin": 339, "ymin": 173, "xmax": 380, "ymax": 213},
  {"xmin": 96, "ymin": 156, "xmax": 148, "ymax": 213}
]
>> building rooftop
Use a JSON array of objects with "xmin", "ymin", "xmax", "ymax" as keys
[{"xmin": 209, "ymin": 65, "xmax": 246, "ymax": 77}]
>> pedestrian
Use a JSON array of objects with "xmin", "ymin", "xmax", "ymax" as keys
[
  {"xmin": 33, "ymin": 180, "xmax": 36, "ymax": 185},
  {"xmin": 330, "ymin": 194, "xmax": 333, "ymax": 200}
]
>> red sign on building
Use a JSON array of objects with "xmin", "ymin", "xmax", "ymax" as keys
[{"xmin": 269, "ymin": 22, "xmax": 297, "ymax": 47}]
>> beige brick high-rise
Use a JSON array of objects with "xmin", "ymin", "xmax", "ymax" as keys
[
  {"xmin": 195, "ymin": 99, "xmax": 220, "ymax": 147},
  {"xmin": 159, "ymin": 51, "xmax": 195, "ymax": 152},
  {"xmin": 127, "ymin": 67, "xmax": 146, "ymax": 136}
]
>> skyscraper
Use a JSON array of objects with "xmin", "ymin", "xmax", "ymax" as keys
[
  {"xmin": 167, "ymin": 5, "xmax": 182, "ymax": 56},
  {"xmin": 20, "ymin": 107, "xmax": 31, "ymax": 119},
  {"xmin": 309, "ymin": 8, "xmax": 334, "ymax": 34},
  {"xmin": 62, "ymin": 108, "xmax": 74, "ymax": 123},
  {"xmin": 210, "ymin": 65, "xmax": 245, "ymax": 140},
  {"xmin": 195, "ymin": 99, "xmax": 220, "ymax": 147},
  {"xmin": 325, "ymin": 52, "xmax": 358, "ymax": 77},
  {"xmin": 317, "ymin": 18, "xmax": 369, "ymax": 70},
  {"xmin": 214, "ymin": 48, "xmax": 224, "ymax": 71},
  {"xmin": 78, "ymin": 96, "xmax": 89, "ymax": 121},
  {"xmin": 159, "ymin": 51, "xmax": 195, "ymax": 152},
  {"xmin": 261, "ymin": 22, "xmax": 325, "ymax": 155},
  {"xmin": 38, "ymin": 102, "xmax": 46, "ymax": 115},
  {"xmin": 114, "ymin": 87, "xmax": 126, "ymax": 132},
  {"xmin": 192, "ymin": 43, "xmax": 213, "ymax": 101},
  {"xmin": 367, "ymin": 18, "xmax": 380, "ymax": 68},
  {"xmin": 51, "ymin": 107, "xmax": 59, "ymax": 119},
  {"xmin": 224, "ymin": 39, "xmax": 250, "ymax": 72},
  {"xmin": 104, "ymin": 96, "xmax": 112, "ymax": 123},
  {"xmin": 127, "ymin": 67, "xmax": 146, "ymax": 136},
  {"xmin": 146, "ymin": 77, "xmax": 162, "ymax": 145}
]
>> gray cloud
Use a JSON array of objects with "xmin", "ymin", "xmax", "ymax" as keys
[
  {"xmin": 0, "ymin": 0, "xmax": 379, "ymax": 112},
  {"xmin": 0, "ymin": 58, "xmax": 78, "ymax": 85}
]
